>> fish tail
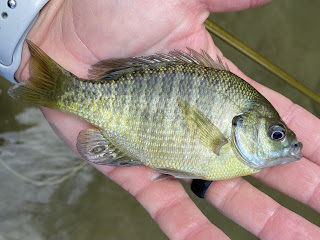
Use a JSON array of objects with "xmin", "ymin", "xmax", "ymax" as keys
[{"xmin": 8, "ymin": 40, "xmax": 70, "ymax": 108}]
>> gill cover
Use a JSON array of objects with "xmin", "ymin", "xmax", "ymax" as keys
[{"xmin": 232, "ymin": 112, "xmax": 302, "ymax": 169}]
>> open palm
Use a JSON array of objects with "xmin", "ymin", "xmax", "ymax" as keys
[{"xmin": 16, "ymin": 0, "xmax": 320, "ymax": 239}]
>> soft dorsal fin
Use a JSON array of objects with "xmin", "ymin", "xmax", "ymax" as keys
[
  {"xmin": 187, "ymin": 48, "xmax": 229, "ymax": 71},
  {"xmin": 88, "ymin": 49, "xmax": 229, "ymax": 80}
]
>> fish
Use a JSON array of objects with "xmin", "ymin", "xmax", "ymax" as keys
[{"xmin": 7, "ymin": 40, "xmax": 303, "ymax": 180}]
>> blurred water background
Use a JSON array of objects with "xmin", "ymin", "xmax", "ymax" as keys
[{"xmin": 0, "ymin": 1, "xmax": 319, "ymax": 239}]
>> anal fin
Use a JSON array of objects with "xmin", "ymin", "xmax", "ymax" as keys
[
  {"xmin": 156, "ymin": 168, "xmax": 201, "ymax": 179},
  {"xmin": 76, "ymin": 129, "xmax": 142, "ymax": 166}
]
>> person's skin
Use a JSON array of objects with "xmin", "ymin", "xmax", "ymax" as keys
[{"xmin": 14, "ymin": 0, "xmax": 320, "ymax": 239}]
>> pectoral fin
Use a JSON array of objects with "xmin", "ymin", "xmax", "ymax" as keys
[
  {"xmin": 76, "ymin": 129, "xmax": 142, "ymax": 166},
  {"xmin": 179, "ymin": 100, "xmax": 228, "ymax": 155}
]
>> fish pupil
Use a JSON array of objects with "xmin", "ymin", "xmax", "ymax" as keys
[{"xmin": 272, "ymin": 131, "xmax": 284, "ymax": 140}]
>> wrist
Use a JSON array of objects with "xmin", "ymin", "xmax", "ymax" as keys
[{"xmin": 15, "ymin": 0, "xmax": 64, "ymax": 82}]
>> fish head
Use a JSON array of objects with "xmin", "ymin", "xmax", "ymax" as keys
[{"xmin": 232, "ymin": 112, "xmax": 302, "ymax": 169}]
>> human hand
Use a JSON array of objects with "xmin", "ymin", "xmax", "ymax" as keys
[{"xmin": 15, "ymin": 0, "xmax": 320, "ymax": 239}]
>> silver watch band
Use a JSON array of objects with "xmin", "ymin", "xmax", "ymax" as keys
[{"xmin": 0, "ymin": 0, "xmax": 49, "ymax": 84}]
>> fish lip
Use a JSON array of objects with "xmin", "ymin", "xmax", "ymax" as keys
[
  {"xmin": 293, "ymin": 141, "xmax": 303, "ymax": 154},
  {"xmin": 294, "ymin": 154, "xmax": 302, "ymax": 160},
  {"xmin": 288, "ymin": 141, "xmax": 303, "ymax": 159}
]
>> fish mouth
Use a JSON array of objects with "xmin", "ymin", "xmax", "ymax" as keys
[
  {"xmin": 261, "ymin": 140, "xmax": 303, "ymax": 168},
  {"xmin": 289, "ymin": 141, "xmax": 303, "ymax": 160}
]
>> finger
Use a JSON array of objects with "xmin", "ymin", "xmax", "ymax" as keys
[
  {"xmin": 248, "ymin": 95, "xmax": 320, "ymax": 213},
  {"xmin": 94, "ymin": 164, "xmax": 230, "ymax": 240},
  {"xmin": 41, "ymin": 106, "xmax": 229, "ymax": 239},
  {"xmin": 218, "ymin": 54, "xmax": 320, "ymax": 212},
  {"xmin": 206, "ymin": 178, "xmax": 320, "ymax": 239},
  {"xmin": 39, "ymin": 108, "xmax": 230, "ymax": 239},
  {"xmin": 253, "ymin": 158, "xmax": 320, "ymax": 213},
  {"xmin": 205, "ymin": 0, "xmax": 271, "ymax": 12}
]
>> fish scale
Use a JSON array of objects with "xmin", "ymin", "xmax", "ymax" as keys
[
  {"xmin": 8, "ymin": 41, "xmax": 302, "ymax": 180},
  {"xmin": 64, "ymin": 66, "xmax": 263, "ymax": 179},
  {"xmin": 56, "ymin": 64, "xmax": 260, "ymax": 179}
]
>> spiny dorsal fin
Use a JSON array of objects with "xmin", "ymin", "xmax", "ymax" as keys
[{"xmin": 88, "ymin": 49, "xmax": 229, "ymax": 80}]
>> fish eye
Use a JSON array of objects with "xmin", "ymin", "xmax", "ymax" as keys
[{"xmin": 268, "ymin": 123, "xmax": 286, "ymax": 141}]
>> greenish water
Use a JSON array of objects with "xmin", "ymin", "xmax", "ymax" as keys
[{"xmin": 0, "ymin": 1, "xmax": 319, "ymax": 239}]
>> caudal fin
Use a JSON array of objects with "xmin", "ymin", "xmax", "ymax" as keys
[{"xmin": 7, "ymin": 40, "xmax": 69, "ymax": 108}]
